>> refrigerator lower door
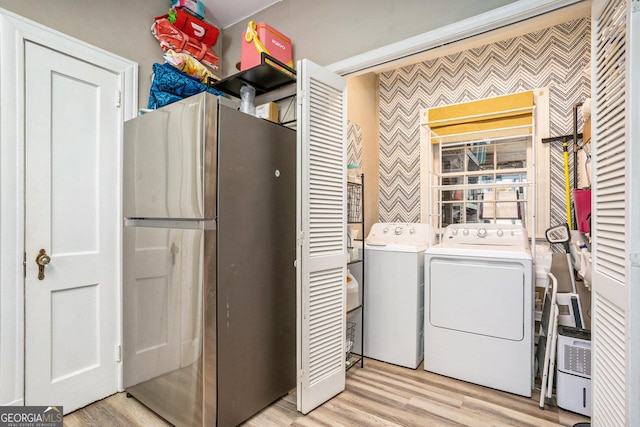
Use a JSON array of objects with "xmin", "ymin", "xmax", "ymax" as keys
[{"xmin": 123, "ymin": 223, "xmax": 216, "ymax": 427}]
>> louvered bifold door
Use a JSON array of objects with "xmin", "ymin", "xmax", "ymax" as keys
[
  {"xmin": 591, "ymin": 0, "xmax": 640, "ymax": 425},
  {"xmin": 296, "ymin": 59, "xmax": 347, "ymax": 414}
]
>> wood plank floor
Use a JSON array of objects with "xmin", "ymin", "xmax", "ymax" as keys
[{"xmin": 64, "ymin": 358, "xmax": 589, "ymax": 426}]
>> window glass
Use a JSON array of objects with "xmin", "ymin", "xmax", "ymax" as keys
[
  {"xmin": 441, "ymin": 176, "xmax": 463, "ymax": 201},
  {"xmin": 496, "ymin": 138, "xmax": 527, "ymax": 169},
  {"xmin": 438, "ymin": 135, "xmax": 531, "ymax": 230},
  {"xmin": 496, "ymin": 173, "xmax": 526, "ymax": 185},
  {"xmin": 466, "ymin": 142, "xmax": 494, "ymax": 171},
  {"xmin": 442, "ymin": 148, "xmax": 464, "ymax": 173},
  {"xmin": 442, "ymin": 202, "xmax": 464, "ymax": 225},
  {"xmin": 466, "ymin": 203, "xmax": 479, "ymax": 223}
]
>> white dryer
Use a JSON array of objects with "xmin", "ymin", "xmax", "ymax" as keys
[
  {"xmin": 424, "ymin": 223, "xmax": 533, "ymax": 397},
  {"xmin": 364, "ymin": 223, "xmax": 434, "ymax": 369}
]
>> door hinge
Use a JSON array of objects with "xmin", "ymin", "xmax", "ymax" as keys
[
  {"xmin": 23, "ymin": 252, "xmax": 27, "ymax": 278},
  {"xmin": 115, "ymin": 345, "xmax": 122, "ymax": 363},
  {"xmin": 116, "ymin": 90, "xmax": 122, "ymax": 108}
]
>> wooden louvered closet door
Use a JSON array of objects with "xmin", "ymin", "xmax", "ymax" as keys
[
  {"xmin": 296, "ymin": 59, "xmax": 348, "ymax": 414},
  {"xmin": 590, "ymin": 0, "xmax": 640, "ymax": 425}
]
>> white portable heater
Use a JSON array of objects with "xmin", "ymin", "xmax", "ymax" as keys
[{"xmin": 556, "ymin": 326, "xmax": 591, "ymax": 417}]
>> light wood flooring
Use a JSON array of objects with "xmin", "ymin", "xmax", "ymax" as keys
[{"xmin": 64, "ymin": 358, "xmax": 589, "ymax": 426}]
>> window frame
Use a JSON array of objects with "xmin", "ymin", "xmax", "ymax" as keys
[{"xmin": 419, "ymin": 88, "xmax": 550, "ymax": 243}]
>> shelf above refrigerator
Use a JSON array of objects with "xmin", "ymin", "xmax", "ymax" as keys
[{"xmin": 212, "ymin": 52, "xmax": 296, "ymax": 98}]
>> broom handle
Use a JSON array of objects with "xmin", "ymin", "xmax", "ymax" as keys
[{"xmin": 563, "ymin": 142, "xmax": 573, "ymax": 230}]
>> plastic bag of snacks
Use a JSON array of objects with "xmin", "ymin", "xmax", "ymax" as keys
[
  {"xmin": 152, "ymin": 18, "xmax": 220, "ymax": 71},
  {"xmin": 163, "ymin": 49, "xmax": 217, "ymax": 84}
]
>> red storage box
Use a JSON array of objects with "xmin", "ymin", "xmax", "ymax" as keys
[
  {"xmin": 241, "ymin": 21, "xmax": 292, "ymax": 72},
  {"xmin": 573, "ymin": 189, "xmax": 592, "ymax": 233},
  {"xmin": 173, "ymin": 8, "xmax": 219, "ymax": 46},
  {"xmin": 157, "ymin": 8, "xmax": 219, "ymax": 47}
]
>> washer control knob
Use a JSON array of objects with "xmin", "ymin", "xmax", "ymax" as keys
[
  {"xmin": 409, "ymin": 227, "xmax": 416, "ymax": 234},
  {"xmin": 451, "ymin": 228, "xmax": 458, "ymax": 236},
  {"xmin": 462, "ymin": 229, "xmax": 469, "ymax": 236},
  {"xmin": 395, "ymin": 226, "xmax": 403, "ymax": 235},
  {"xmin": 497, "ymin": 229, "xmax": 504, "ymax": 237},
  {"xmin": 383, "ymin": 227, "xmax": 389, "ymax": 234},
  {"xmin": 477, "ymin": 228, "xmax": 488, "ymax": 238}
]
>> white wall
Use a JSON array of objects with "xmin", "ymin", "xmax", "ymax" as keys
[
  {"xmin": 0, "ymin": 0, "xmax": 166, "ymax": 109},
  {"xmin": 0, "ymin": 1, "xmax": 519, "ymax": 99},
  {"xmin": 219, "ymin": 0, "xmax": 517, "ymax": 77},
  {"xmin": 347, "ymin": 73, "xmax": 380, "ymax": 237}
]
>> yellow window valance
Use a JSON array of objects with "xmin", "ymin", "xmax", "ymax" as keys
[{"xmin": 426, "ymin": 91, "xmax": 535, "ymax": 143}]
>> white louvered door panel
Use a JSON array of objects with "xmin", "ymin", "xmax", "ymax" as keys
[
  {"xmin": 296, "ymin": 59, "xmax": 347, "ymax": 414},
  {"xmin": 591, "ymin": 0, "xmax": 640, "ymax": 425}
]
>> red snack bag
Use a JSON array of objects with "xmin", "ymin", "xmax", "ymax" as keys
[{"xmin": 158, "ymin": 8, "xmax": 219, "ymax": 47}]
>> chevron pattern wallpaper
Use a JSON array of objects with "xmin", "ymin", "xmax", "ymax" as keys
[
  {"xmin": 378, "ymin": 18, "xmax": 591, "ymax": 225},
  {"xmin": 347, "ymin": 120, "xmax": 363, "ymax": 167}
]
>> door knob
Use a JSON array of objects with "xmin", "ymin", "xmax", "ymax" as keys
[{"xmin": 35, "ymin": 249, "xmax": 51, "ymax": 280}]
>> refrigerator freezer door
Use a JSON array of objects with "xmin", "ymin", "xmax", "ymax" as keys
[{"xmin": 123, "ymin": 93, "xmax": 218, "ymax": 220}]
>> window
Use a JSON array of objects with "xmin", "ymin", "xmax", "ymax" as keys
[
  {"xmin": 439, "ymin": 135, "xmax": 531, "ymax": 227},
  {"xmin": 419, "ymin": 91, "xmax": 545, "ymax": 239}
]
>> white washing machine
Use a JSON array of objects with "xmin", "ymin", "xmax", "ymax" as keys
[
  {"xmin": 364, "ymin": 222, "xmax": 434, "ymax": 369},
  {"xmin": 424, "ymin": 223, "xmax": 533, "ymax": 397}
]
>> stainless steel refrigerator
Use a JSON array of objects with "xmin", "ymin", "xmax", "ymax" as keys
[{"xmin": 122, "ymin": 93, "xmax": 296, "ymax": 427}]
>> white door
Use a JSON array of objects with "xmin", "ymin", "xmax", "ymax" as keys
[
  {"xmin": 591, "ymin": 0, "xmax": 640, "ymax": 425},
  {"xmin": 296, "ymin": 59, "xmax": 348, "ymax": 414},
  {"xmin": 24, "ymin": 41, "xmax": 120, "ymax": 413}
]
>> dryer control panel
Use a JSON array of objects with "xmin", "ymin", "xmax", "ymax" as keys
[{"xmin": 442, "ymin": 223, "xmax": 528, "ymax": 247}]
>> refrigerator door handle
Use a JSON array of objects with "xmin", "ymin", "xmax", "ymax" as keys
[{"xmin": 170, "ymin": 243, "xmax": 179, "ymax": 265}]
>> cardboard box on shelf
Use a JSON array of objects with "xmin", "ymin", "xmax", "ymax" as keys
[
  {"xmin": 255, "ymin": 102, "xmax": 279, "ymax": 123},
  {"xmin": 583, "ymin": 116, "xmax": 591, "ymax": 143}
]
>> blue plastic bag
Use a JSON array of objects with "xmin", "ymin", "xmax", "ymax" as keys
[{"xmin": 148, "ymin": 62, "xmax": 224, "ymax": 109}]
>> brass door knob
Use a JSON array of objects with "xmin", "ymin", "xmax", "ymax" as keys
[{"xmin": 36, "ymin": 249, "xmax": 51, "ymax": 280}]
